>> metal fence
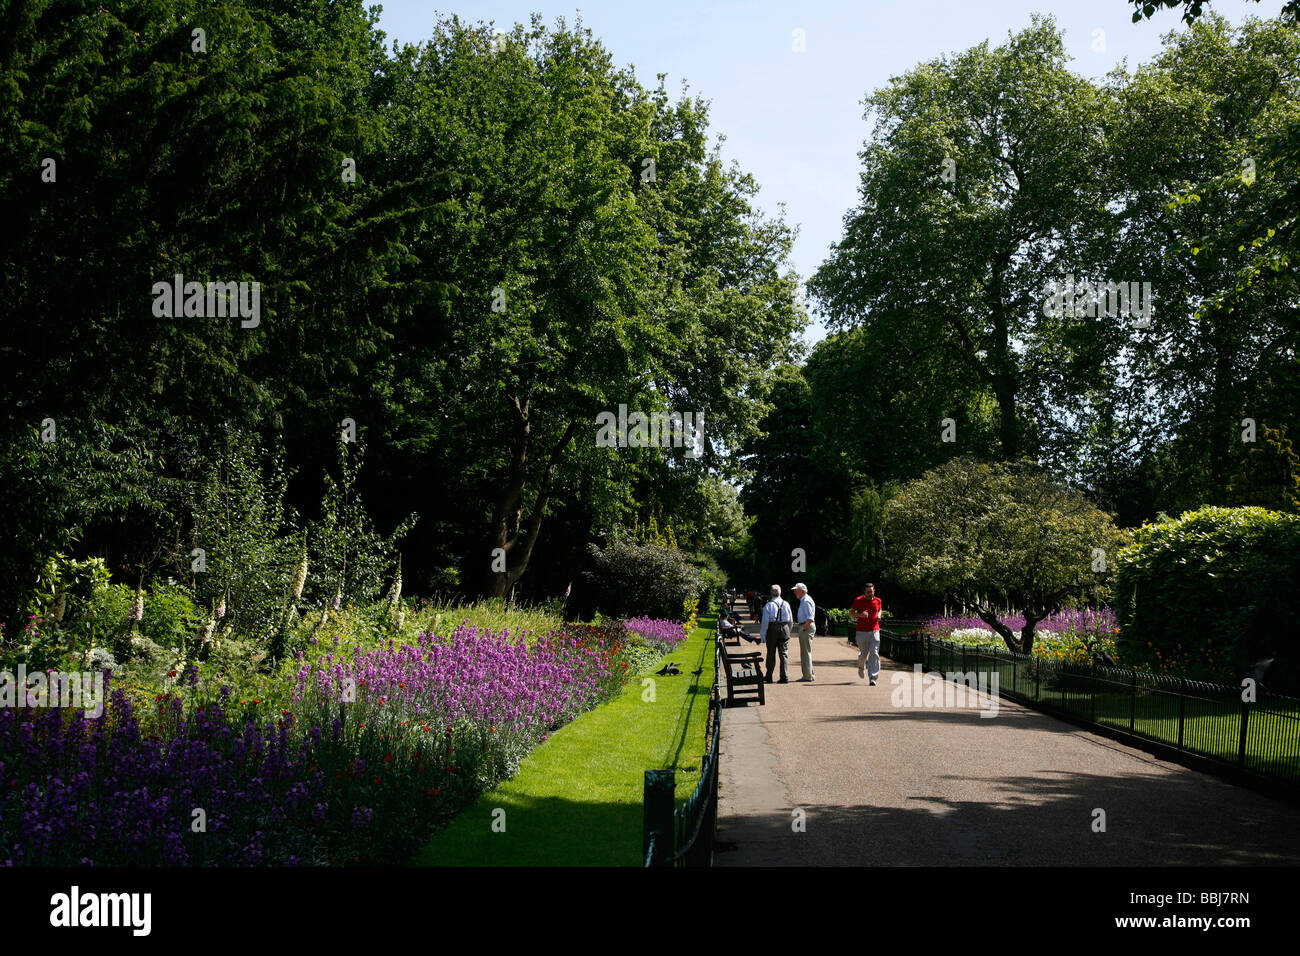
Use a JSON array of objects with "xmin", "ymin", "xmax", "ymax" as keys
[
  {"xmin": 644, "ymin": 662, "xmax": 721, "ymax": 867},
  {"xmin": 878, "ymin": 628, "xmax": 1300, "ymax": 790}
]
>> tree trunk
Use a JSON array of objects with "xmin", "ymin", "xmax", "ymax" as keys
[
  {"xmin": 994, "ymin": 379, "xmax": 1019, "ymax": 460},
  {"xmin": 973, "ymin": 605, "xmax": 1019, "ymax": 654},
  {"xmin": 1021, "ymin": 609, "xmax": 1044, "ymax": 656},
  {"xmin": 988, "ymin": 272, "xmax": 1019, "ymax": 460},
  {"xmin": 483, "ymin": 400, "xmax": 578, "ymax": 599}
]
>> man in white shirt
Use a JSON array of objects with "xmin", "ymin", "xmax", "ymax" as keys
[
  {"xmin": 792, "ymin": 583, "xmax": 816, "ymax": 682},
  {"xmin": 759, "ymin": 585, "xmax": 792, "ymax": 684}
]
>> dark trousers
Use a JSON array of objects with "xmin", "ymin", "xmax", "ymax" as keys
[{"xmin": 765, "ymin": 624, "xmax": 790, "ymax": 681}]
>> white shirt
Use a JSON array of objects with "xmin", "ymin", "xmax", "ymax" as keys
[
  {"xmin": 796, "ymin": 593, "xmax": 815, "ymax": 629},
  {"xmin": 760, "ymin": 598, "xmax": 791, "ymax": 635}
]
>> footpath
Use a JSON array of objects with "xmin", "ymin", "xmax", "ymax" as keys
[{"xmin": 714, "ymin": 605, "xmax": 1300, "ymax": 866}]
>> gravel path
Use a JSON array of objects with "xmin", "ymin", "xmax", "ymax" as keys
[{"xmin": 713, "ymin": 604, "xmax": 1300, "ymax": 866}]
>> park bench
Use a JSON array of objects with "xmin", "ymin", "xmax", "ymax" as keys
[{"xmin": 716, "ymin": 621, "xmax": 765, "ymax": 707}]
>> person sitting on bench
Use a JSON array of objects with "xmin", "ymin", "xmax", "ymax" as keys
[{"xmin": 718, "ymin": 610, "xmax": 756, "ymax": 643}]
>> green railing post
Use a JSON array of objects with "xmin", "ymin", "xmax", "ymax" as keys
[
  {"xmin": 1237, "ymin": 702, "xmax": 1250, "ymax": 768},
  {"xmin": 643, "ymin": 769, "xmax": 675, "ymax": 867},
  {"xmin": 1129, "ymin": 670, "xmax": 1137, "ymax": 734},
  {"xmin": 1177, "ymin": 692, "xmax": 1186, "ymax": 751}
]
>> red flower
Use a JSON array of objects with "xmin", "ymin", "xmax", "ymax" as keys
[{"xmin": 383, "ymin": 752, "xmax": 393, "ymax": 763}]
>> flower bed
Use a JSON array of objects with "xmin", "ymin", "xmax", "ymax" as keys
[
  {"xmin": 622, "ymin": 617, "xmax": 688, "ymax": 654},
  {"xmin": 921, "ymin": 608, "xmax": 1120, "ymax": 665},
  {"xmin": 1, "ymin": 619, "xmax": 663, "ymax": 866}
]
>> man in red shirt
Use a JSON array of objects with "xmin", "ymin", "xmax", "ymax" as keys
[{"xmin": 850, "ymin": 583, "xmax": 883, "ymax": 684}]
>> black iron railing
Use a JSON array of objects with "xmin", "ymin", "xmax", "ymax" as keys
[
  {"xmin": 644, "ymin": 652, "xmax": 721, "ymax": 867},
  {"xmin": 878, "ymin": 629, "xmax": 1300, "ymax": 790}
]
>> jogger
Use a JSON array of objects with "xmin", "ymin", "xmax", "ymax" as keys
[{"xmin": 850, "ymin": 583, "xmax": 883, "ymax": 685}]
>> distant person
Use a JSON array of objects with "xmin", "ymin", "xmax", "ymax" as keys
[
  {"xmin": 759, "ymin": 585, "xmax": 793, "ymax": 683},
  {"xmin": 792, "ymin": 582, "xmax": 816, "ymax": 682},
  {"xmin": 850, "ymin": 583, "xmax": 883, "ymax": 685}
]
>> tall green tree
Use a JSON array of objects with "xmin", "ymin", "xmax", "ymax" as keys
[
  {"xmin": 810, "ymin": 16, "xmax": 1115, "ymax": 461},
  {"xmin": 1106, "ymin": 14, "xmax": 1300, "ymax": 512}
]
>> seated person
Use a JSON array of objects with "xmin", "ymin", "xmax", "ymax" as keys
[{"xmin": 718, "ymin": 610, "xmax": 756, "ymax": 643}]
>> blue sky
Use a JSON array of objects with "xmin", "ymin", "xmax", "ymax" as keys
[{"xmin": 369, "ymin": 1, "xmax": 1257, "ymax": 343}]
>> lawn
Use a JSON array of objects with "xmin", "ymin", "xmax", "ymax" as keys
[{"xmin": 412, "ymin": 617, "xmax": 717, "ymax": 866}]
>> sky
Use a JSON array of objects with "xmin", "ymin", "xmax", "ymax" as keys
[{"xmin": 368, "ymin": 0, "xmax": 1261, "ymax": 345}]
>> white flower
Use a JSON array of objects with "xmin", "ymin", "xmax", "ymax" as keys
[
  {"xmin": 85, "ymin": 647, "xmax": 118, "ymax": 671},
  {"xmin": 289, "ymin": 552, "xmax": 308, "ymax": 603}
]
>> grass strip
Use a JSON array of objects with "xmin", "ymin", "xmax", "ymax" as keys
[{"xmin": 412, "ymin": 618, "xmax": 716, "ymax": 866}]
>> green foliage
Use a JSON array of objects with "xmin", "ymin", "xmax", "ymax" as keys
[
  {"xmin": 1129, "ymin": 0, "xmax": 1299, "ymax": 26},
  {"xmin": 809, "ymin": 15, "xmax": 1113, "ymax": 461},
  {"xmin": 884, "ymin": 458, "xmax": 1129, "ymax": 653},
  {"xmin": 1227, "ymin": 425, "xmax": 1300, "ymax": 513},
  {"xmin": 584, "ymin": 540, "xmax": 703, "ymax": 620},
  {"xmin": 139, "ymin": 581, "xmax": 204, "ymax": 651},
  {"xmin": 1113, "ymin": 506, "xmax": 1300, "ymax": 690},
  {"xmin": 189, "ymin": 435, "xmax": 298, "ymax": 644},
  {"xmin": 308, "ymin": 440, "xmax": 416, "ymax": 608}
]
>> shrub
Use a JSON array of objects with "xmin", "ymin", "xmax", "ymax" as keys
[
  {"xmin": 139, "ymin": 580, "xmax": 205, "ymax": 650},
  {"xmin": 187, "ymin": 437, "xmax": 301, "ymax": 646},
  {"xmin": 1113, "ymin": 506, "xmax": 1300, "ymax": 691},
  {"xmin": 307, "ymin": 440, "xmax": 416, "ymax": 609},
  {"xmin": 584, "ymin": 540, "xmax": 703, "ymax": 620}
]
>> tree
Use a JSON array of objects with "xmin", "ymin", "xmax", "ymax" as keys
[
  {"xmin": 883, "ymin": 458, "xmax": 1129, "ymax": 654},
  {"xmin": 1129, "ymin": 0, "xmax": 1299, "ymax": 25},
  {"xmin": 375, "ymin": 17, "xmax": 801, "ymax": 599},
  {"xmin": 1227, "ymin": 425, "xmax": 1300, "ymax": 512},
  {"xmin": 1105, "ymin": 14, "xmax": 1300, "ymax": 512},
  {"xmin": 810, "ymin": 16, "xmax": 1115, "ymax": 461}
]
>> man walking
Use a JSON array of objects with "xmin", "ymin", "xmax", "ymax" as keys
[
  {"xmin": 792, "ymin": 583, "xmax": 816, "ymax": 682},
  {"xmin": 850, "ymin": 583, "xmax": 883, "ymax": 685},
  {"xmin": 759, "ymin": 585, "xmax": 793, "ymax": 684}
]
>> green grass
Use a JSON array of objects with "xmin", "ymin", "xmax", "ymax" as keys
[{"xmin": 412, "ymin": 618, "xmax": 717, "ymax": 866}]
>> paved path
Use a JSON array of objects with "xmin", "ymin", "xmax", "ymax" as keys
[{"xmin": 714, "ymin": 602, "xmax": 1300, "ymax": 866}]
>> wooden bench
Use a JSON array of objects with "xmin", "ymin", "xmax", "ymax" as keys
[{"xmin": 716, "ymin": 620, "xmax": 765, "ymax": 707}]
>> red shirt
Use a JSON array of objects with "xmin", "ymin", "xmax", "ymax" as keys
[{"xmin": 851, "ymin": 595, "xmax": 882, "ymax": 632}]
